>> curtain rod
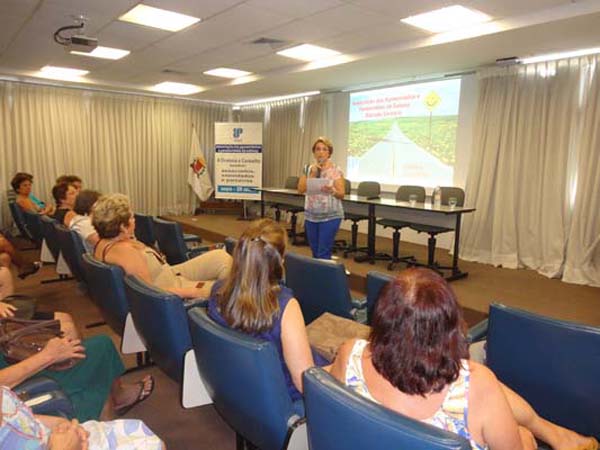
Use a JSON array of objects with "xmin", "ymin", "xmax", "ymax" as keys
[{"xmin": 0, "ymin": 75, "xmax": 233, "ymax": 106}]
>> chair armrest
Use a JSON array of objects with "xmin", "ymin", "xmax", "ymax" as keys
[
  {"xmin": 25, "ymin": 390, "xmax": 74, "ymax": 418},
  {"xmin": 14, "ymin": 376, "xmax": 61, "ymax": 398},
  {"xmin": 184, "ymin": 298, "xmax": 209, "ymax": 310},
  {"xmin": 351, "ymin": 297, "xmax": 367, "ymax": 309},
  {"xmin": 183, "ymin": 233, "xmax": 202, "ymax": 243},
  {"xmin": 467, "ymin": 318, "xmax": 488, "ymax": 343}
]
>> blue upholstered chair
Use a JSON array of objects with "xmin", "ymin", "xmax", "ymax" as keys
[
  {"xmin": 22, "ymin": 209, "xmax": 44, "ymax": 245},
  {"xmin": 40, "ymin": 215, "xmax": 61, "ymax": 262},
  {"xmin": 14, "ymin": 377, "xmax": 74, "ymax": 418},
  {"xmin": 133, "ymin": 213, "xmax": 157, "ymax": 247},
  {"xmin": 303, "ymin": 368, "xmax": 470, "ymax": 450},
  {"xmin": 153, "ymin": 218, "xmax": 204, "ymax": 265},
  {"xmin": 484, "ymin": 303, "xmax": 600, "ymax": 440},
  {"xmin": 53, "ymin": 224, "xmax": 87, "ymax": 284},
  {"xmin": 224, "ymin": 236, "xmax": 237, "ymax": 255},
  {"xmin": 284, "ymin": 252, "xmax": 365, "ymax": 324},
  {"xmin": 8, "ymin": 202, "xmax": 38, "ymax": 245},
  {"xmin": 366, "ymin": 271, "xmax": 393, "ymax": 325},
  {"xmin": 272, "ymin": 176, "xmax": 305, "ymax": 245},
  {"xmin": 123, "ymin": 275, "xmax": 192, "ymax": 382},
  {"xmin": 81, "ymin": 254, "xmax": 128, "ymax": 335},
  {"xmin": 187, "ymin": 307, "xmax": 307, "ymax": 450}
]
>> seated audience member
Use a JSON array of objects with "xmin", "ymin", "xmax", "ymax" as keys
[
  {"xmin": 56, "ymin": 175, "xmax": 83, "ymax": 192},
  {"xmin": 92, "ymin": 193, "xmax": 232, "ymax": 299},
  {"xmin": 11, "ymin": 172, "xmax": 53, "ymax": 215},
  {"xmin": 51, "ymin": 182, "xmax": 78, "ymax": 227},
  {"xmin": 0, "ymin": 330, "xmax": 154, "ymax": 422},
  {"xmin": 69, "ymin": 190, "xmax": 101, "ymax": 253},
  {"xmin": 208, "ymin": 218, "xmax": 324, "ymax": 401},
  {"xmin": 0, "ymin": 232, "xmax": 40, "ymax": 279},
  {"xmin": 329, "ymin": 268, "xmax": 598, "ymax": 450},
  {"xmin": 0, "ymin": 386, "xmax": 164, "ymax": 450}
]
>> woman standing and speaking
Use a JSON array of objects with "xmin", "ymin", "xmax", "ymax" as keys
[{"xmin": 298, "ymin": 137, "xmax": 345, "ymax": 260}]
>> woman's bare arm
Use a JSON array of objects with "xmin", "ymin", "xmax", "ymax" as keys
[{"xmin": 281, "ymin": 298, "xmax": 314, "ymax": 393}]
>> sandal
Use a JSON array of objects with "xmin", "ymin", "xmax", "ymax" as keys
[
  {"xmin": 115, "ymin": 375, "xmax": 155, "ymax": 416},
  {"xmin": 17, "ymin": 261, "xmax": 41, "ymax": 280}
]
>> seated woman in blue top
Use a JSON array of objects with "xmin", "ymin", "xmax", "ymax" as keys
[{"xmin": 208, "ymin": 218, "xmax": 317, "ymax": 401}]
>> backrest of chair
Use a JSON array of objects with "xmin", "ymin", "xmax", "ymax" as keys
[
  {"xmin": 366, "ymin": 271, "xmax": 393, "ymax": 325},
  {"xmin": 53, "ymin": 224, "xmax": 87, "ymax": 283},
  {"xmin": 284, "ymin": 252, "xmax": 353, "ymax": 324},
  {"xmin": 8, "ymin": 202, "xmax": 33, "ymax": 241},
  {"xmin": 439, "ymin": 187, "xmax": 465, "ymax": 206},
  {"xmin": 187, "ymin": 308, "xmax": 297, "ymax": 450},
  {"xmin": 153, "ymin": 218, "xmax": 187, "ymax": 264},
  {"xmin": 22, "ymin": 210, "xmax": 44, "ymax": 244},
  {"xmin": 134, "ymin": 213, "xmax": 156, "ymax": 247},
  {"xmin": 357, "ymin": 181, "xmax": 381, "ymax": 198},
  {"xmin": 303, "ymin": 368, "xmax": 471, "ymax": 450},
  {"xmin": 396, "ymin": 185, "xmax": 426, "ymax": 203},
  {"xmin": 40, "ymin": 215, "xmax": 61, "ymax": 261},
  {"xmin": 81, "ymin": 253, "xmax": 128, "ymax": 335},
  {"xmin": 486, "ymin": 304, "xmax": 600, "ymax": 439},
  {"xmin": 6, "ymin": 189, "xmax": 16, "ymax": 203},
  {"xmin": 123, "ymin": 275, "xmax": 191, "ymax": 382},
  {"xmin": 224, "ymin": 236, "xmax": 237, "ymax": 255},
  {"xmin": 283, "ymin": 176, "xmax": 299, "ymax": 189},
  {"xmin": 344, "ymin": 179, "xmax": 351, "ymax": 194}
]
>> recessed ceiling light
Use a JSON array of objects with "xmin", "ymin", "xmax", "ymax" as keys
[
  {"xmin": 203, "ymin": 68, "xmax": 252, "ymax": 79},
  {"xmin": 521, "ymin": 47, "xmax": 600, "ymax": 64},
  {"xmin": 401, "ymin": 5, "xmax": 490, "ymax": 33},
  {"xmin": 38, "ymin": 66, "xmax": 89, "ymax": 81},
  {"xmin": 71, "ymin": 46, "xmax": 130, "ymax": 60},
  {"xmin": 277, "ymin": 44, "xmax": 340, "ymax": 62},
  {"xmin": 151, "ymin": 81, "xmax": 204, "ymax": 95},
  {"xmin": 119, "ymin": 4, "xmax": 201, "ymax": 32}
]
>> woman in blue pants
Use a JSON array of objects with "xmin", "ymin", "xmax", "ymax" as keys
[{"xmin": 298, "ymin": 137, "xmax": 345, "ymax": 260}]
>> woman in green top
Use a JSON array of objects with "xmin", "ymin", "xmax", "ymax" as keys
[{"xmin": 0, "ymin": 333, "xmax": 153, "ymax": 422}]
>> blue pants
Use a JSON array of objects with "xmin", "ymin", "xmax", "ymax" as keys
[{"xmin": 305, "ymin": 218, "xmax": 341, "ymax": 260}]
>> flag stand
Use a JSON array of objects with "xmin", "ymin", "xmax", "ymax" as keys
[{"xmin": 236, "ymin": 200, "xmax": 253, "ymax": 221}]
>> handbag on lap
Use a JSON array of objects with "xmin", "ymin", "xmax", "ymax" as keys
[
  {"xmin": 306, "ymin": 312, "xmax": 371, "ymax": 361},
  {"xmin": 0, "ymin": 318, "xmax": 77, "ymax": 371}
]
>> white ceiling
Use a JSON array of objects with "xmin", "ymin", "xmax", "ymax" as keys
[{"xmin": 1, "ymin": 0, "xmax": 600, "ymax": 103}]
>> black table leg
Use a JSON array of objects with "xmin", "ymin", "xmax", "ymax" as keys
[
  {"xmin": 446, "ymin": 213, "xmax": 468, "ymax": 281},
  {"xmin": 260, "ymin": 193, "xmax": 265, "ymax": 218},
  {"xmin": 354, "ymin": 204, "xmax": 376, "ymax": 264}
]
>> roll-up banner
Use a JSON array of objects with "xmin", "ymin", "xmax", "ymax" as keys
[{"xmin": 214, "ymin": 122, "xmax": 262, "ymax": 200}]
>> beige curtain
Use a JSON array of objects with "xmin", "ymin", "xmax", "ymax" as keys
[
  {"xmin": 460, "ymin": 56, "xmax": 598, "ymax": 283},
  {"xmin": 0, "ymin": 81, "xmax": 230, "ymax": 228},
  {"xmin": 563, "ymin": 56, "xmax": 600, "ymax": 286},
  {"xmin": 239, "ymin": 95, "xmax": 330, "ymax": 188},
  {"xmin": 460, "ymin": 60, "xmax": 579, "ymax": 276}
]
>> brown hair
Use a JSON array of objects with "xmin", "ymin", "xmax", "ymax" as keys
[
  {"xmin": 74, "ymin": 190, "xmax": 101, "ymax": 215},
  {"xmin": 56, "ymin": 175, "xmax": 82, "ymax": 185},
  {"xmin": 52, "ymin": 182, "xmax": 73, "ymax": 205},
  {"xmin": 312, "ymin": 137, "xmax": 333, "ymax": 156},
  {"xmin": 369, "ymin": 268, "xmax": 469, "ymax": 396},
  {"xmin": 216, "ymin": 218, "xmax": 287, "ymax": 333},
  {"xmin": 10, "ymin": 173, "xmax": 33, "ymax": 193},
  {"xmin": 91, "ymin": 194, "xmax": 132, "ymax": 239}
]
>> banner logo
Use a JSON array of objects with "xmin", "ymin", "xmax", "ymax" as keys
[
  {"xmin": 190, "ymin": 155, "xmax": 207, "ymax": 177},
  {"xmin": 233, "ymin": 127, "xmax": 243, "ymax": 139}
]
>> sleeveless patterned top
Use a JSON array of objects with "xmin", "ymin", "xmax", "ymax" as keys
[{"xmin": 344, "ymin": 339, "xmax": 487, "ymax": 450}]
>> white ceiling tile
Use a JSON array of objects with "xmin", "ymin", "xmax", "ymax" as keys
[
  {"xmin": 244, "ymin": 0, "xmax": 343, "ymax": 19},
  {"xmin": 254, "ymin": 17, "xmax": 342, "ymax": 43},
  {"xmin": 347, "ymin": 0, "xmax": 444, "ymax": 20},
  {"xmin": 235, "ymin": 53, "xmax": 297, "ymax": 73},
  {"xmin": 143, "ymin": 0, "xmax": 244, "ymax": 20},
  {"xmin": 96, "ymin": 21, "xmax": 171, "ymax": 51}
]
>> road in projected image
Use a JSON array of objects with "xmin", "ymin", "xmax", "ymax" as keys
[{"xmin": 348, "ymin": 78, "xmax": 462, "ymax": 187}]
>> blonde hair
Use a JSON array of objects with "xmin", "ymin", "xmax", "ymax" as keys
[
  {"xmin": 91, "ymin": 194, "xmax": 132, "ymax": 239},
  {"xmin": 217, "ymin": 218, "xmax": 287, "ymax": 333},
  {"xmin": 312, "ymin": 137, "xmax": 333, "ymax": 156}
]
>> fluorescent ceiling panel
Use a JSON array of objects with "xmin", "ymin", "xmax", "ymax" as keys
[
  {"xmin": 277, "ymin": 44, "xmax": 340, "ymax": 61},
  {"xmin": 151, "ymin": 81, "xmax": 204, "ymax": 95},
  {"xmin": 401, "ymin": 5, "xmax": 491, "ymax": 33},
  {"xmin": 119, "ymin": 4, "xmax": 201, "ymax": 32},
  {"xmin": 38, "ymin": 66, "xmax": 89, "ymax": 81},
  {"xmin": 71, "ymin": 46, "xmax": 130, "ymax": 60},
  {"xmin": 204, "ymin": 68, "xmax": 253, "ymax": 78}
]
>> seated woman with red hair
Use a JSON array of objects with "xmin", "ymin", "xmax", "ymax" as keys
[{"xmin": 329, "ymin": 268, "xmax": 597, "ymax": 450}]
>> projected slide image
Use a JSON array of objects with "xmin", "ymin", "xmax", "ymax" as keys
[{"xmin": 348, "ymin": 79, "xmax": 461, "ymax": 187}]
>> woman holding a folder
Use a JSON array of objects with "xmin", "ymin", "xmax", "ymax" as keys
[{"xmin": 298, "ymin": 137, "xmax": 345, "ymax": 260}]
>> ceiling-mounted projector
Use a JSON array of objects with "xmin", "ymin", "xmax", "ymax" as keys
[{"xmin": 54, "ymin": 16, "xmax": 98, "ymax": 53}]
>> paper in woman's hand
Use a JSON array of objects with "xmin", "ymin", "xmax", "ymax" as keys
[{"xmin": 307, "ymin": 178, "xmax": 332, "ymax": 195}]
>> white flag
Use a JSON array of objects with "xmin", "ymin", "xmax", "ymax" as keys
[{"xmin": 188, "ymin": 127, "xmax": 214, "ymax": 201}]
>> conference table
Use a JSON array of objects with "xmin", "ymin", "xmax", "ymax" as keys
[{"xmin": 260, "ymin": 188, "xmax": 476, "ymax": 281}]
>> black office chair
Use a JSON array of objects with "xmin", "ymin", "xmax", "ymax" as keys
[
  {"xmin": 134, "ymin": 213, "xmax": 157, "ymax": 247},
  {"xmin": 332, "ymin": 179, "xmax": 352, "ymax": 252},
  {"xmin": 39, "ymin": 215, "xmax": 73, "ymax": 284},
  {"xmin": 342, "ymin": 181, "xmax": 380, "ymax": 258},
  {"xmin": 153, "ymin": 218, "xmax": 205, "ymax": 265},
  {"xmin": 377, "ymin": 185, "xmax": 425, "ymax": 270},
  {"xmin": 409, "ymin": 187, "xmax": 465, "ymax": 273},
  {"xmin": 8, "ymin": 202, "xmax": 38, "ymax": 247},
  {"xmin": 21, "ymin": 209, "xmax": 44, "ymax": 246},
  {"xmin": 272, "ymin": 176, "xmax": 306, "ymax": 245}
]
